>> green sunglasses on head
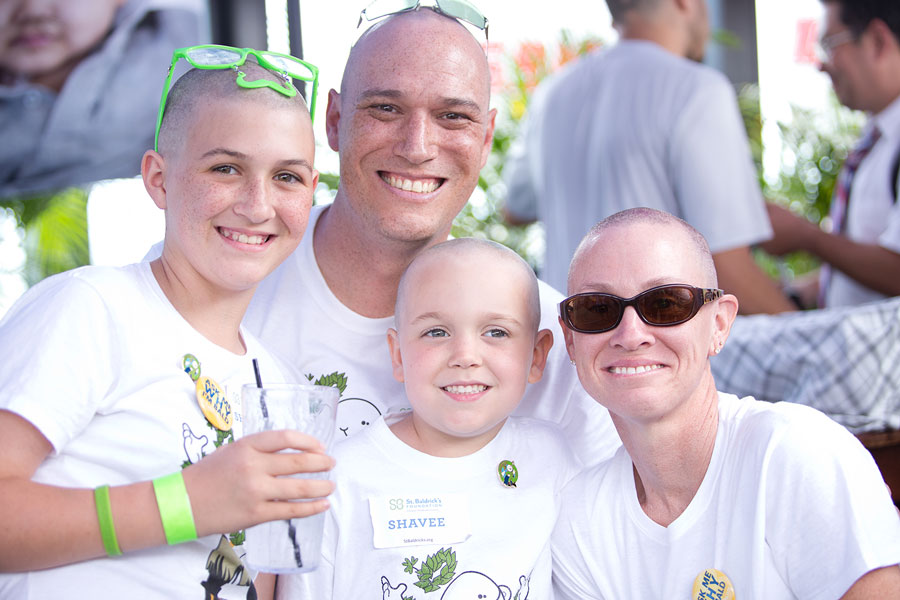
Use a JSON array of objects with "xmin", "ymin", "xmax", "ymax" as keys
[{"xmin": 154, "ymin": 44, "xmax": 319, "ymax": 151}]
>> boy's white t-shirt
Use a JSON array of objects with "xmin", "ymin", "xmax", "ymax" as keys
[
  {"xmin": 278, "ymin": 416, "xmax": 581, "ymax": 599},
  {"xmin": 0, "ymin": 262, "xmax": 293, "ymax": 599},
  {"xmin": 552, "ymin": 393, "xmax": 900, "ymax": 600}
]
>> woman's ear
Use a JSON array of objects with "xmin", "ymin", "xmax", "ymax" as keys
[{"xmin": 709, "ymin": 293, "xmax": 739, "ymax": 356}]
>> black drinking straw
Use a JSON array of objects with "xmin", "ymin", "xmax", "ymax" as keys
[
  {"xmin": 252, "ymin": 358, "xmax": 268, "ymax": 418},
  {"xmin": 252, "ymin": 358, "xmax": 301, "ymax": 568}
]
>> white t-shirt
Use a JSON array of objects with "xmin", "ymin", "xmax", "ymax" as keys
[
  {"xmin": 245, "ymin": 204, "xmax": 620, "ymax": 466},
  {"xmin": 826, "ymin": 93, "xmax": 900, "ymax": 307},
  {"xmin": 277, "ymin": 416, "xmax": 580, "ymax": 599},
  {"xmin": 504, "ymin": 40, "xmax": 772, "ymax": 292},
  {"xmin": 552, "ymin": 393, "xmax": 900, "ymax": 600},
  {"xmin": 0, "ymin": 262, "xmax": 293, "ymax": 599}
]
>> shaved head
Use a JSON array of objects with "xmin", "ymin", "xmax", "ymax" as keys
[
  {"xmin": 157, "ymin": 60, "xmax": 311, "ymax": 156},
  {"xmin": 396, "ymin": 238, "xmax": 541, "ymax": 332},
  {"xmin": 341, "ymin": 8, "xmax": 491, "ymax": 100},
  {"xmin": 569, "ymin": 207, "xmax": 719, "ymax": 291}
]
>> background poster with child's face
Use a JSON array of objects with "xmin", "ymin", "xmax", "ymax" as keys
[{"xmin": 0, "ymin": 0, "xmax": 210, "ymax": 200}]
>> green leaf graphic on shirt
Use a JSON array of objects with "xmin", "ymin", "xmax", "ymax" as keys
[
  {"xmin": 305, "ymin": 371, "xmax": 347, "ymax": 396},
  {"xmin": 411, "ymin": 547, "xmax": 456, "ymax": 592},
  {"xmin": 402, "ymin": 556, "xmax": 418, "ymax": 574},
  {"xmin": 209, "ymin": 421, "xmax": 234, "ymax": 448},
  {"xmin": 229, "ymin": 529, "xmax": 245, "ymax": 546}
]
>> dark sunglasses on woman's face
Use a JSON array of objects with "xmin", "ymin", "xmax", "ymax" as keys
[{"xmin": 559, "ymin": 285, "xmax": 723, "ymax": 334}]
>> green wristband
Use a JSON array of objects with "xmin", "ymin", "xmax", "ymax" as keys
[
  {"xmin": 94, "ymin": 485, "xmax": 122, "ymax": 556},
  {"xmin": 152, "ymin": 472, "xmax": 197, "ymax": 545}
]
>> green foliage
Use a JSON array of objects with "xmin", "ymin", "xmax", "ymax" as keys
[
  {"xmin": 317, "ymin": 172, "xmax": 340, "ymax": 192},
  {"xmin": 745, "ymin": 87, "xmax": 864, "ymax": 280},
  {"xmin": 0, "ymin": 187, "xmax": 90, "ymax": 287},
  {"xmin": 451, "ymin": 31, "xmax": 604, "ymax": 269},
  {"xmin": 765, "ymin": 94, "xmax": 862, "ymax": 221}
]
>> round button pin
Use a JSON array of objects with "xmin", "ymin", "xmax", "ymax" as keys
[
  {"xmin": 498, "ymin": 460, "xmax": 518, "ymax": 488},
  {"xmin": 195, "ymin": 375, "xmax": 233, "ymax": 432},
  {"xmin": 182, "ymin": 353, "xmax": 201, "ymax": 382},
  {"xmin": 692, "ymin": 568, "xmax": 735, "ymax": 600}
]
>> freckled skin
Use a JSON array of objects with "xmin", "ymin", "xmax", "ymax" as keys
[{"xmin": 147, "ymin": 91, "xmax": 317, "ymax": 299}]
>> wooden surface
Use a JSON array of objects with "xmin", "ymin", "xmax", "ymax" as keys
[{"xmin": 857, "ymin": 430, "xmax": 900, "ymax": 507}]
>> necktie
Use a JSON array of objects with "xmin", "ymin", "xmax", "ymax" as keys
[{"xmin": 818, "ymin": 125, "xmax": 882, "ymax": 306}]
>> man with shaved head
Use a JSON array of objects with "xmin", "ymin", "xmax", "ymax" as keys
[{"xmin": 245, "ymin": 5, "xmax": 620, "ymax": 465}]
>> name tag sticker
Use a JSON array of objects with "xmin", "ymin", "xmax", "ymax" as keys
[{"xmin": 369, "ymin": 493, "xmax": 471, "ymax": 548}]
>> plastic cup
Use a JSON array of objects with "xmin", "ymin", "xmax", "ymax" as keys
[{"xmin": 241, "ymin": 383, "xmax": 339, "ymax": 574}]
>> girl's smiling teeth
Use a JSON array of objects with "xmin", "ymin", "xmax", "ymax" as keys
[
  {"xmin": 443, "ymin": 384, "xmax": 488, "ymax": 394},
  {"xmin": 608, "ymin": 364, "xmax": 664, "ymax": 375},
  {"xmin": 381, "ymin": 173, "xmax": 442, "ymax": 193},
  {"xmin": 218, "ymin": 226, "xmax": 269, "ymax": 245}
]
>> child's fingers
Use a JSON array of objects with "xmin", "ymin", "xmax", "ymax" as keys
[
  {"xmin": 249, "ymin": 465, "xmax": 335, "ymax": 503},
  {"xmin": 242, "ymin": 429, "xmax": 328, "ymax": 454},
  {"xmin": 262, "ymin": 497, "xmax": 332, "ymax": 522},
  {"xmin": 269, "ymin": 476, "xmax": 336, "ymax": 502},
  {"xmin": 266, "ymin": 449, "xmax": 335, "ymax": 477}
]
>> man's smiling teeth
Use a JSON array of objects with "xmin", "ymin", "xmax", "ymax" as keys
[
  {"xmin": 443, "ymin": 384, "xmax": 487, "ymax": 394},
  {"xmin": 220, "ymin": 227, "xmax": 268, "ymax": 245},
  {"xmin": 609, "ymin": 365, "xmax": 663, "ymax": 375},
  {"xmin": 382, "ymin": 174, "xmax": 440, "ymax": 193}
]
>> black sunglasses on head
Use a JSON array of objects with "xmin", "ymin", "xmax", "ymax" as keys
[{"xmin": 559, "ymin": 284, "xmax": 723, "ymax": 334}]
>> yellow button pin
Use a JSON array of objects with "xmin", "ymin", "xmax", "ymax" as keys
[
  {"xmin": 195, "ymin": 375, "xmax": 233, "ymax": 431},
  {"xmin": 692, "ymin": 568, "xmax": 735, "ymax": 600}
]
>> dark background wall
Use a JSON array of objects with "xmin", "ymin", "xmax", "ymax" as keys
[{"xmin": 707, "ymin": 0, "xmax": 760, "ymax": 86}]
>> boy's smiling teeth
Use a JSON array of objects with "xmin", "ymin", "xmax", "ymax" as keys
[
  {"xmin": 608, "ymin": 364, "xmax": 663, "ymax": 375},
  {"xmin": 443, "ymin": 384, "xmax": 488, "ymax": 394},
  {"xmin": 382, "ymin": 173, "xmax": 441, "ymax": 193},
  {"xmin": 219, "ymin": 227, "xmax": 268, "ymax": 246}
]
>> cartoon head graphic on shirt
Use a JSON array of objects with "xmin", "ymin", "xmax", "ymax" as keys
[
  {"xmin": 381, "ymin": 547, "xmax": 529, "ymax": 600},
  {"xmin": 337, "ymin": 397, "xmax": 382, "ymax": 437},
  {"xmin": 440, "ymin": 571, "xmax": 512, "ymax": 599}
]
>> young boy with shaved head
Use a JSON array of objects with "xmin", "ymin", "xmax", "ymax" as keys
[
  {"xmin": 275, "ymin": 238, "xmax": 579, "ymax": 599},
  {"xmin": 0, "ymin": 54, "xmax": 332, "ymax": 598}
]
